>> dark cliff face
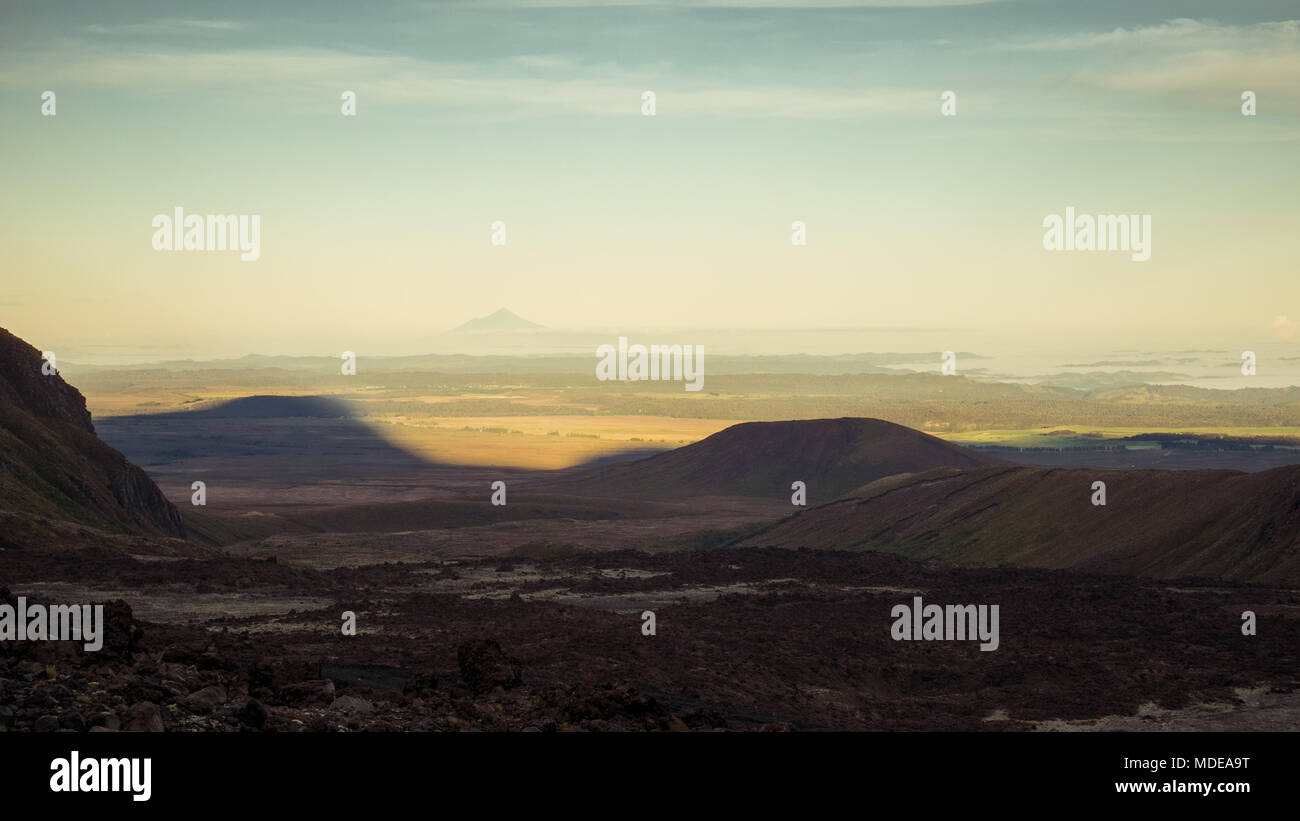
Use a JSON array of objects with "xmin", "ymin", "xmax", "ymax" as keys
[
  {"xmin": 0, "ymin": 329, "xmax": 94, "ymax": 434},
  {"xmin": 0, "ymin": 327, "xmax": 186, "ymax": 540}
]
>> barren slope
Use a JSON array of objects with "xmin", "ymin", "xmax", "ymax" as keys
[{"xmin": 739, "ymin": 465, "xmax": 1300, "ymax": 586}]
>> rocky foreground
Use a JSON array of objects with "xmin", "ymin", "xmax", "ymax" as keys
[
  {"xmin": 2, "ymin": 546, "xmax": 1298, "ymax": 732},
  {"xmin": 0, "ymin": 587, "xmax": 693, "ymax": 733}
]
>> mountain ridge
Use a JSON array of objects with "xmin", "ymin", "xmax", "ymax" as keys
[{"xmin": 0, "ymin": 327, "xmax": 186, "ymax": 541}]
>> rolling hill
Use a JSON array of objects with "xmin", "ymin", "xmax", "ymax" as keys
[
  {"xmin": 555, "ymin": 417, "xmax": 1002, "ymax": 501},
  {"xmin": 739, "ymin": 464, "xmax": 1300, "ymax": 586}
]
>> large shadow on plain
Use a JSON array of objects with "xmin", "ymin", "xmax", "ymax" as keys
[
  {"xmin": 96, "ymin": 395, "xmax": 454, "ymax": 480},
  {"xmin": 94, "ymin": 394, "xmax": 666, "ymax": 482},
  {"xmin": 94, "ymin": 395, "xmax": 685, "ymax": 545}
]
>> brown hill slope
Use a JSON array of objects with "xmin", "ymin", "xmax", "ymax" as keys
[
  {"xmin": 738, "ymin": 465, "xmax": 1300, "ymax": 586},
  {"xmin": 0, "ymin": 327, "xmax": 185, "ymax": 541},
  {"xmin": 556, "ymin": 417, "xmax": 1001, "ymax": 501}
]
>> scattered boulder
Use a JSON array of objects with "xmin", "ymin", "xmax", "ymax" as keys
[
  {"xmin": 330, "ymin": 695, "xmax": 374, "ymax": 715},
  {"xmin": 59, "ymin": 712, "xmax": 87, "ymax": 732},
  {"xmin": 250, "ymin": 658, "xmax": 321, "ymax": 701},
  {"xmin": 182, "ymin": 684, "xmax": 228, "ymax": 714},
  {"xmin": 99, "ymin": 600, "xmax": 144, "ymax": 658},
  {"xmin": 457, "ymin": 639, "xmax": 522, "ymax": 694},
  {"xmin": 403, "ymin": 670, "xmax": 439, "ymax": 699},
  {"xmin": 237, "ymin": 699, "xmax": 269, "ymax": 731},
  {"xmin": 89, "ymin": 711, "xmax": 120, "ymax": 731},
  {"xmin": 122, "ymin": 701, "xmax": 164, "ymax": 732},
  {"xmin": 278, "ymin": 679, "xmax": 335, "ymax": 706}
]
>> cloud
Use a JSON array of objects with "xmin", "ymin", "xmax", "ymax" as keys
[
  {"xmin": 1006, "ymin": 18, "xmax": 1299, "ymax": 53},
  {"xmin": 81, "ymin": 19, "xmax": 247, "ymax": 36},
  {"xmin": 0, "ymin": 46, "xmax": 933, "ymax": 119},
  {"xmin": 440, "ymin": 1, "xmax": 1004, "ymax": 6},
  {"xmin": 1005, "ymin": 19, "xmax": 1300, "ymax": 108}
]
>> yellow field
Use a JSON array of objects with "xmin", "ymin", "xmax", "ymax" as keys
[
  {"xmin": 943, "ymin": 425, "xmax": 1300, "ymax": 447},
  {"xmin": 372, "ymin": 415, "xmax": 739, "ymax": 469},
  {"xmin": 82, "ymin": 386, "xmax": 327, "ymax": 417},
  {"xmin": 80, "ymin": 382, "xmax": 741, "ymax": 469},
  {"xmin": 82, "ymin": 379, "xmax": 1300, "ymax": 471}
]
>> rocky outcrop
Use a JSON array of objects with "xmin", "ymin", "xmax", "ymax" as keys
[
  {"xmin": 0, "ymin": 328, "xmax": 93, "ymax": 433},
  {"xmin": 457, "ymin": 639, "xmax": 522, "ymax": 694},
  {"xmin": 0, "ymin": 327, "xmax": 185, "ymax": 539}
]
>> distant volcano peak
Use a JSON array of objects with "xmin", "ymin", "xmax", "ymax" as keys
[{"xmin": 452, "ymin": 309, "xmax": 543, "ymax": 332}]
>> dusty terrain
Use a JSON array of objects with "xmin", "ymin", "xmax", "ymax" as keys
[
  {"xmin": 3, "ymin": 547, "xmax": 1296, "ymax": 732},
  {"xmin": 3, "ymin": 334, "xmax": 1298, "ymax": 732}
]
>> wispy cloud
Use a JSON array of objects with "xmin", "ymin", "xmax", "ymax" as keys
[
  {"xmin": 0, "ymin": 46, "xmax": 935, "ymax": 119},
  {"xmin": 1005, "ymin": 18, "xmax": 1299, "ymax": 53},
  {"xmin": 437, "ymin": 1, "xmax": 1005, "ymax": 6},
  {"xmin": 1004, "ymin": 19, "xmax": 1300, "ymax": 109},
  {"xmin": 82, "ymin": 19, "xmax": 247, "ymax": 36},
  {"xmin": 9, "ymin": 12, "xmax": 1298, "ymax": 123}
]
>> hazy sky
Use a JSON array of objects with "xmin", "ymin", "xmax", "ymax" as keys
[{"xmin": 1, "ymin": 0, "xmax": 1298, "ymax": 360}]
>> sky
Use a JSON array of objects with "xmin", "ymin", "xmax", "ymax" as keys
[{"xmin": 1, "ymin": 0, "xmax": 1297, "ymax": 362}]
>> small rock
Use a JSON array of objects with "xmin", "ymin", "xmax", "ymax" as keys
[
  {"xmin": 457, "ymin": 639, "xmax": 522, "ymax": 695},
  {"xmin": 279, "ymin": 679, "xmax": 335, "ymax": 705},
  {"xmin": 237, "ymin": 699, "xmax": 269, "ymax": 730},
  {"xmin": 330, "ymin": 695, "xmax": 374, "ymax": 714},
  {"xmin": 122, "ymin": 701, "xmax": 164, "ymax": 732},
  {"xmin": 403, "ymin": 670, "xmax": 439, "ymax": 699},
  {"xmin": 100, "ymin": 599, "xmax": 144, "ymax": 658},
  {"xmin": 59, "ymin": 712, "xmax": 87, "ymax": 732},
  {"xmin": 34, "ymin": 714, "xmax": 60, "ymax": 733},
  {"xmin": 90, "ymin": 712, "xmax": 120, "ymax": 731},
  {"xmin": 182, "ymin": 684, "xmax": 228, "ymax": 713}
]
